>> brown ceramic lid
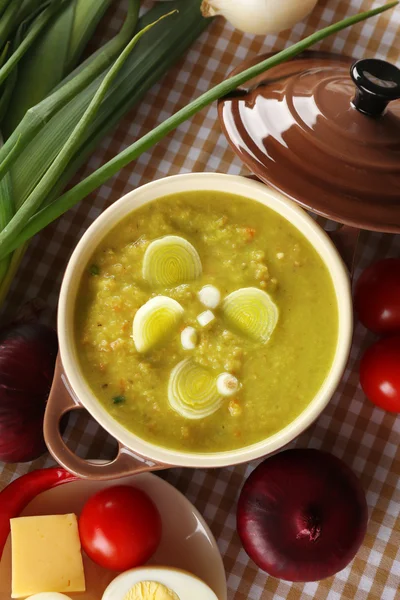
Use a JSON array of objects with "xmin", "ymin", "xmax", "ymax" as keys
[{"xmin": 218, "ymin": 52, "xmax": 400, "ymax": 233}]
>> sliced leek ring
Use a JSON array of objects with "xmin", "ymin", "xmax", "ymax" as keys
[
  {"xmin": 168, "ymin": 359, "xmax": 222, "ymax": 420},
  {"xmin": 132, "ymin": 296, "xmax": 184, "ymax": 353},
  {"xmin": 143, "ymin": 235, "xmax": 202, "ymax": 288},
  {"xmin": 222, "ymin": 287, "xmax": 278, "ymax": 343}
]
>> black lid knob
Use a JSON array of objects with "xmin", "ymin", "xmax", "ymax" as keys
[{"xmin": 350, "ymin": 58, "xmax": 400, "ymax": 117}]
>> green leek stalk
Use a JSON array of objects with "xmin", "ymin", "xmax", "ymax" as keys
[
  {"xmin": 5, "ymin": 0, "xmax": 209, "ymax": 210},
  {"xmin": 3, "ymin": 0, "xmax": 396, "ymax": 258},
  {"xmin": 3, "ymin": 0, "xmax": 115, "ymax": 133},
  {"xmin": 18, "ymin": 1, "xmax": 53, "ymax": 24},
  {"xmin": 0, "ymin": 20, "xmax": 21, "ymax": 121},
  {"xmin": 0, "ymin": 1, "xmax": 69, "ymax": 88},
  {"xmin": 0, "ymin": 136, "xmax": 12, "ymax": 281},
  {"xmin": 0, "ymin": 0, "xmax": 210, "ymax": 306},
  {"xmin": 0, "ymin": 0, "xmax": 140, "ymax": 183},
  {"xmin": 36, "ymin": 0, "xmax": 212, "ymax": 209},
  {"xmin": 0, "ymin": 10, "xmax": 177, "ymax": 242},
  {"xmin": 0, "ymin": 0, "xmax": 140, "ymax": 304},
  {"xmin": 65, "ymin": 0, "xmax": 116, "ymax": 73},
  {"xmin": 0, "ymin": 0, "xmax": 24, "ymax": 46},
  {"xmin": 0, "ymin": 0, "xmax": 140, "ymax": 303},
  {"xmin": 0, "ymin": 0, "xmax": 10, "ymax": 19}
]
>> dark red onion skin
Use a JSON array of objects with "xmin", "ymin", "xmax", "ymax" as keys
[
  {"xmin": 237, "ymin": 449, "xmax": 368, "ymax": 582},
  {"xmin": 0, "ymin": 323, "xmax": 58, "ymax": 463}
]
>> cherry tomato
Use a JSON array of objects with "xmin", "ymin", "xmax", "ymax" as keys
[
  {"xmin": 359, "ymin": 336, "xmax": 400, "ymax": 413},
  {"xmin": 354, "ymin": 258, "xmax": 400, "ymax": 334},
  {"xmin": 78, "ymin": 485, "xmax": 162, "ymax": 571}
]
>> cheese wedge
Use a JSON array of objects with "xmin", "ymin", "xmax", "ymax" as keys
[{"xmin": 11, "ymin": 514, "xmax": 85, "ymax": 598}]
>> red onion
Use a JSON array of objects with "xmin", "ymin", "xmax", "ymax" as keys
[
  {"xmin": 0, "ymin": 323, "xmax": 58, "ymax": 463},
  {"xmin": 237, "ymin": 449, "xmax": 368, "ymax": 582}
]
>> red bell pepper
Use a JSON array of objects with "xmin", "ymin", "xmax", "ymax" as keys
[{"xmin": 0, "ymin": 467, "xmax": 78, "ymax": 558}]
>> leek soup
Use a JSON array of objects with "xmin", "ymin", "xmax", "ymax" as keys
[{"xmin": 75, "ymin": 191, "xmax": 338, "ymax": 453}]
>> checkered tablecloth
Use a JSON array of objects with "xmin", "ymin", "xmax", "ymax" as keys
[{"xmin": 1, "ymin": 1, "xmax": 400, "ymax": 598}]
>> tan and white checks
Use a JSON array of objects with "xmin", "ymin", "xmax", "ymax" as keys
[{"xmin": 1, "ymin": 1, "xmax": 399, "ymax": 598}]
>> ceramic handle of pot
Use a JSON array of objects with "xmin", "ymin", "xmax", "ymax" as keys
[
  {"xmin": 44, "ymin": 355, "xmax": 169, "ymax": 480},
  {"xmin": 351, "ymin": 58, "xmax": 400, "ymax": 117}
]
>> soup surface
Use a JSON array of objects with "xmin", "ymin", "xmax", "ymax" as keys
[{"xmin": 75, "ymin": 191, "xmax": 338, "ymax": 453}]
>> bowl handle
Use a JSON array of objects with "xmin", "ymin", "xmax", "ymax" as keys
[{"xmin": 44, "ymin": 355, "xmax": 170, "ymax": 480}]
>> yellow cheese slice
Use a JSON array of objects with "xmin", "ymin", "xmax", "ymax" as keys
[{"xmin": 10, "ymin": 514, "xmax": 86, "ymax": 598}]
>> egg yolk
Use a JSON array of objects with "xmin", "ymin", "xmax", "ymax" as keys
[{"xmin": 123, "ymin": 581, "xmax": 180, "ymax": 600}]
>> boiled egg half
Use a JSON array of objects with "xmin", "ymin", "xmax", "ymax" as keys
[{"xmin": 102, "ymin": 567, "xmax": 219, "ymax": 600}]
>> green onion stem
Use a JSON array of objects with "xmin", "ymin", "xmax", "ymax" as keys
[
  {"xmin": 0, "ymin": 138, "xmax": 16, "ymax": 249},
  {"xmin": 0, "ymin": 134, "xmax": 20, "ymax": 174},
  {"xmin": 0, "ymin": 22, "xmax": 23, "ymax": 122},
  {"xmin": 0, "ymin": 9, "xmax": 176, "ymax": 248},
  {"xmin": 0, "ymin": 0, "xmax": 67, "ymax": 87},
  {"xmin": 18, "ymin": 0, "xmax": 51, "ymax": 23},
  {"xmin": 0, "ymin": 0, "xmax": 11, "ymax": 18},
  {"xmin": 35, "ymin": 0, "xmax": 209, "ymax": 209},
  {"xmin": 0, "ymin": 1, "xmax": 397, "ymax": 260},
  {"xmin": 0, "ymin": 0, "xmax": 25, "ymax": 46},
  {"xmin": 0, "ymin": 136, "xmax": 13, "ymax": 282},
  {"xmin": 0, "ymin": 0, "xmax": 140, "ymax": 184},
  {"xmin": 0, "ymin": 41, "xmax": 9, "ymax": 66},
  {"xmin": 0, "ymin": 244, "xmax": 26, "ymax": 307},
  {"xmin": 65, "ymin": 0, "xmax": 115, "ymax": 74},
  {"xmin": 0, "ymin": 65, "xmax": 16, "ymax": 121}
]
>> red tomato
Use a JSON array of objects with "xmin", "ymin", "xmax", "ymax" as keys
[
  {"xmin": 359, "ymin": 336, "xmax": 400, "ymax": 413},
  {"xmin": 354, "ymin": 258, "xmax": 400, "ymax": 334},
  {"xmin": 78, "ymin": 485, "xmax": 162, "ymax": 571}
]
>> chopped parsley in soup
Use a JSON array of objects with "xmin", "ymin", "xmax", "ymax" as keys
[{"xmin": 75, "ymin": 191, "xmax": 338, "ymax": 452}]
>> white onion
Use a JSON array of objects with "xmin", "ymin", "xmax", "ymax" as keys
[
  {"xmin": 198, "ymin": 285, "xmax": 221, "ymax": 309},
  {"xmin": 197, "ymin": 310, "xmax": 215, "ymax": 327},
  {"xmin": 217, "ymin": 373, "xmax": 239, "ymax": 397},
  {"xmin": 181, "ymin": 326, "xmax": 198, "ymax": 350},
  {"xmin": 201, "ymin": 0, "xmax": 319, "ymax": 36}
]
